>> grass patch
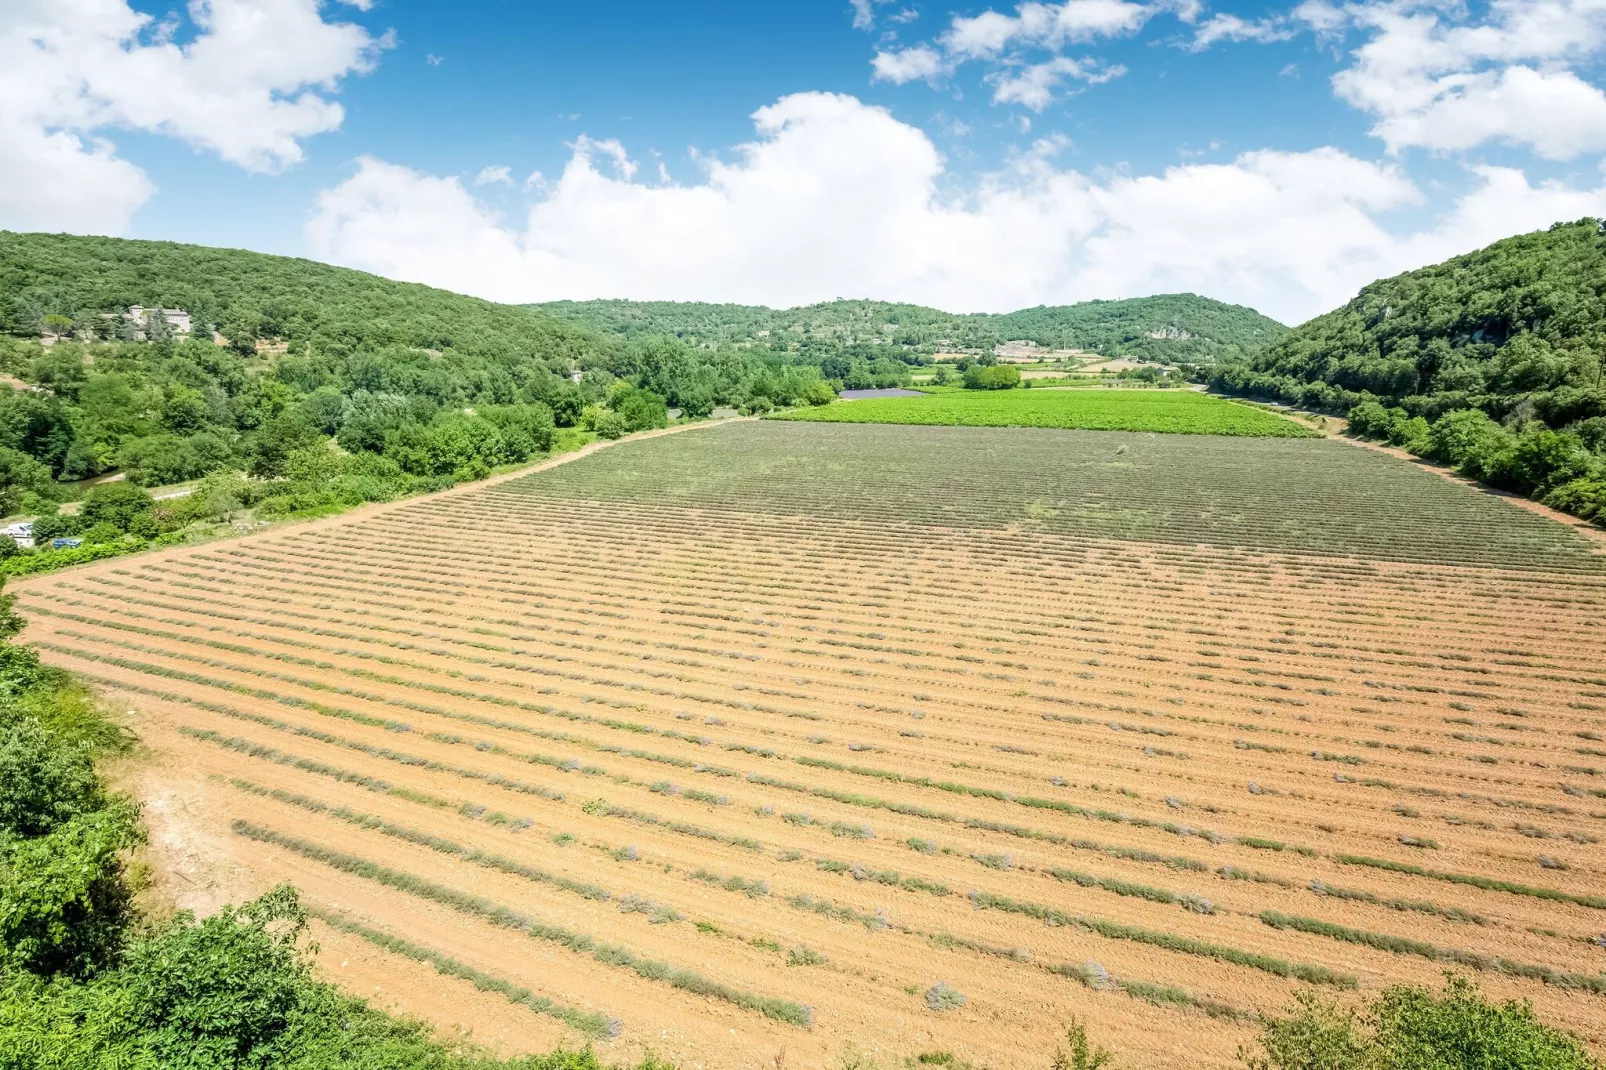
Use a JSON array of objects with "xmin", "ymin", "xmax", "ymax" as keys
[
  {"xmin": 1259, "ymin": 912, "xmax": 1606, "ymax": 993},
  {"xmin": 970, "ymin": 892, "xmax": 1353, "ymax": 987},
  {"xmin": 1332, "ymin": 854, "xmax": 1606, "ymax": 910},
  {"xmin": 769, "ymin": 388, "xmax": 1315, "ymax": 437}
]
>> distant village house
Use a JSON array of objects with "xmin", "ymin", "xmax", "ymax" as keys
[{"xmin": 126, "ymin": 307, "xmax": 193, "ymax": 335}]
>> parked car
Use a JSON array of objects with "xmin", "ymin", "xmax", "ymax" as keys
[
  {"xmin": 5, "ymin": 521, "xmax": 34, "ymax": 549},
  {"xmin": 50, "ymin": 537, "xmax": 82, "ymax": 550}
]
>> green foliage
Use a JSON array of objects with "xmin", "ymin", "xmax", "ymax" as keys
[
  {"xmin": 613, "ymin": 386, "xmax": 669, "ymax": 431},
  {"xmin": 1246, "ymin": 990, "xmax": 1371, "ymax": 1070},
  {"xmin": 0, "ymin": 232, "xmax": 600, "ymax": 363},
  {"xmin": 1051, "ymin": 1020, "xmax": 1115, "ymax": 1070},
  {"xmin": 0, "ymin": 802, "xmax": 140, "ymax": 977},
  {"xmin": 0, "ymin": 719, "xmax": 105, "ymax": 837},
  {"xmin": 540, "ymin": 293, "xmax": 1287, "ymax": 364},
  {"xmin": 962, "ymin": 364, "xmax": 1022, "ymax": 389},
  {"xmin": 1244, "ymin": 977, "xmax": 1599, "ymax": 1070},
  {"xmin": 0, "ymin": 447, "xmax": 54, "ymax": 517},
  {"xmin": 78, "ymin": 482, "xmax": 155, "ymax": 533},
  {"xmin": 1214, "ymin": 220, "xmax": 1606, "ymax": 525},
  {"xmin": 774, "ymin": 386, "xmax": 1316, "ymax": 436}
]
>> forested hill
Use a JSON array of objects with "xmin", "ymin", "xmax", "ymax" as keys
[
  {"xmin": 0, "ymin": 231, "xmax": 602, "ymax": 362},
  {"xmin": 536, "ymin": 293, "xmax": 1287, "ymax": 364},
  {"xmin": 0, "ymin": 233, "xmax": 841, "ymax": 522},
  {"xmin": 1212, "ymin": 219, "xmax": 1606, "ymax": 527},
  {"xmin": 1214, "ymin": 220, "xmax": 1606, "ymax": 419}
]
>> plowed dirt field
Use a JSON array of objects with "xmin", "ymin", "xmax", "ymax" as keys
[{"xmin": 13, "ymin": 422, "xmax": 1606, "ymax": 1069}]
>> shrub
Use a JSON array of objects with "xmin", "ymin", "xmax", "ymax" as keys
[
  {"xmin": 1052, "ymin": 1020, "xmax": 1114, "ymax": 1070},
  {"xmin": 0, "ymin": 718, "xmax": 105, "ymax": 837},
  {"xmin": 962, "ymin": 365, "xmax": 1022, "ymax": 390},
  {"xmin": 1243, "ymin": 977, "xmax": 1598, "ymax": 1070},
  {"xmin": 0, "ymin": 802, "xmax": 140, "ymax": 977},
  {"xmin": 585, "ymin": 407, "xmax": 630, "ymax": 440},
  {"xmin": 77, "ymin": 482, "xmax": 154, "ymax": 533},
  {"xmin": 1543, "ymin": 477, "xmax": 1606, "ymax": 523},
  {"xmin": 615, "ymin": 387, "xmax": 669, "ymax": 431},
  {"xmin": 924, "ymin": 982, "xmax": 966, "ymax": 1011}
]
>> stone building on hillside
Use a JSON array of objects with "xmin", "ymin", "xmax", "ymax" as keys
[{"xmin": 126, "ymin": 307, "xmax": 193, "ymax": 335}]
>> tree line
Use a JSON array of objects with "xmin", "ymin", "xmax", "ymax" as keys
[{"xmin": 538, "ymin": 293, "xmax": 1287, "ymax": 365}]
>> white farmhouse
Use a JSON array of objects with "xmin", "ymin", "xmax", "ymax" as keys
[{"xmin": 126, "ymin": 307, "xmax": 193, "ymax": 335}]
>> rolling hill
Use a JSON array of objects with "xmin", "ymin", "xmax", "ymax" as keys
[
  {"xmin": 537, "ymin": 293, "xmax": 1288, "ymax": 364},
  {"xmin": 0, "ymin": 231, "xmax": 604, "ymax": 362},
  {"xmin": 1214, "ymin": 219, "xmax": 1606, "ymax": 423}
]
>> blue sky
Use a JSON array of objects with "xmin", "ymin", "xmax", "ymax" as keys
[{"xmin": 6, "ymin": 0, "xmax": 1606, "ymax": 322}]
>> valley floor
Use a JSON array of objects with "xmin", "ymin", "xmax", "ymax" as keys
[{"xmin": 15, "ymin": 422, "xmax": 1606, "ymax": 1069}]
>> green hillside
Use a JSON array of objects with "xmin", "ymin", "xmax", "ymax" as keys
[
  {"xmin": 537, "ymin": 293, "xmax": 1287, "ymax": 364},
  {"xmin": 0, "ymin": 234, "xmax": 838, "ymax": 570},
  {"xmin": 1212, "ymin": 219, "xmax": 1606, "ymax": 525},
  {"xmin": 0, "ymin": 231, "xmax": 602, "ymax": 362},
  {"xmin": 1215, "ymin": 219, "xmax": 1606, "ymax": 416}
]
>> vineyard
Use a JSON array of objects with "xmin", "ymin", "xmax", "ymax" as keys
[
  {"xmin": 770, "ymin": 386, "xmax": 1318, "ymax": 437},
  {"xmin": 12, "ymin": 421, "xmax": 1606, "ymax": 1069}
]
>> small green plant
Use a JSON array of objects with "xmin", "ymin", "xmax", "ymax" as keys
[
  {"xmin": 924, "ymin": 982, "xmax": 966, "ymax": 1012},
  {"xmin": 787, "ymin": 945, "xmax": 827, "ymax": 967},
  {"xmin": 1052, "ymin": 1020, "xmax": 1114, "ymax": 1070}
]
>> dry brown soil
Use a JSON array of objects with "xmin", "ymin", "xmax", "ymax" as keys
[{"xmin": 13, "ymin": 431, "xmax": 1606, "ymax": 1069}]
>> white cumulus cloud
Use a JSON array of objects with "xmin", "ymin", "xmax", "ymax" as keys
[
  {"xmin": 0, "ymin": 0, "xmax": 386, "ymax": 235},
  {"xmin": 1335, "ymin": 0, "xmax": 1606, "ymax": 159},
  {"xmin": 1195, "ymin": 0, "xmax": 1606, "ymax": 160},
  {"xmin": 872, "ymin": 45, "xmax": 948, "ymax": 83},
  {"xmin": 474, "ymin": 165, "xmax": 514, "ymax": 186},
  {"xmin": 1189, "ymin": 13, "xmax": 1296, "ymax": 49},
  {"xmin": 992, "ymin": 56, "xmax": 1125, "ymax": 109},
  {"xmin": 305, "ymin": 92, "xmax": 1606, "ymax": 325},
  {"xmin": 882, "ymin": 0, "xmax": 1163, "ymax": 107}
]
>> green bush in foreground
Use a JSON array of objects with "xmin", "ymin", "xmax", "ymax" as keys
[{"xmin": 1244, "ymin": 977, "xmax": 1599, "ymax": 1070}]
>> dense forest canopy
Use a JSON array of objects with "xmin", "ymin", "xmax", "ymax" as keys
[
  {"xmin": 1212, "ymin": 219, "xmax": 1606, "ymax": 526},
  {"xmin": 1215, "ymin": 219, "xmax": 1606, "ymax": 421},
  {"xmin": 0, "ymin": 231, "xmax": 603, "ymax": 364},
  {"xmin": 537, "ymin": 292, "xmax": 1288, "ymax": 364}
]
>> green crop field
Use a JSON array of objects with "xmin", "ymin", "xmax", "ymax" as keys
[
  {"xmin": 521, "ymin": 422, "xmax": 1605, "ymax": 571},
  {"xmin": 769, "ymin": 387, "xmax": 1316, "ymax": 437}
]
